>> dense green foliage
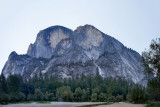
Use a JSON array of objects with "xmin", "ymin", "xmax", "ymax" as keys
[
  {"xmin": 56, "ymin": 86, "xmax": 73, "ymax": 101},
  {"xmin": 147, "ymin": 102, "xmax": 160, "ymax": 107},
  {"xmin": 0, "ymin": 71, "xmax": 133, "ymax": 103},
  {"xmin": 142, "ymin": 38, "xmax": 160, "ymax": 101},
  {"xmin": 127, "ymin": 84, "xmax": 148, "ymax": 103},
  {"xmin": 147, "ymin": 79, "xmax": 160, "ymax": 101}
]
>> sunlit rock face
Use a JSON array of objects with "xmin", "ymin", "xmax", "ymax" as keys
[
  {"xmin": 75, "ymin": 25, "xmax": 103, "ymax": 48},
  {"xmin": 2, "ymin": 24, "xmax": 149, "ymax": 86},
  {"xmin": 27, "ymin": 26, "xmax": 73, "ymax": 58}
]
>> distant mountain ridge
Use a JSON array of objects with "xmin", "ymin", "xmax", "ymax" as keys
[{"xmin": 2, "ymin": 24, "xmax": 148, "ymax": 85}]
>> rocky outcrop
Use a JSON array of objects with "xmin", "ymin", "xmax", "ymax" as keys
[
  {"xmin": 27, "ymin": 26, "xmax": 73, "ymax": 58},
  {"xmin": 2, "ymin": 24, "xmax": 148, "ymax": 85},
  {"xmin": 2, "ymin": 51, "xmax": 45, "ymax": 78}
]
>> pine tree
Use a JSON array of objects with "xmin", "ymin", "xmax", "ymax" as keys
[
  {"xmin": 8, "ymin": 75, "xmax": 21, "ymax": 93},
  {"xmin": 0, "ymin": 74, "xmax": 8, "ymax": 94}
]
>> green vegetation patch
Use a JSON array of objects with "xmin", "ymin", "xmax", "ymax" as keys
[
  {"xmin": 147, "ymin": 102, "xmax": 160, "ymax": 107},
  {"xmin": 36, "ymin": 101, "xmax": 51, "ymax": 104}
]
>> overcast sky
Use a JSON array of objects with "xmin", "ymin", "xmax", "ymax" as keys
[{"xmin": 0, "ymin": 0, "xmax": 160, "ymax": 73}]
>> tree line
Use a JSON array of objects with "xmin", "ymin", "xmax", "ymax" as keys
[{"xmin": 0, "ymin": 70, "xmax": 134, "ymax": 103}]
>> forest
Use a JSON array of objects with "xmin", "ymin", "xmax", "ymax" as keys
[
  {"xmin": 0, "ymin": 71, "xmax": 131, "ymax": 102},
  {"xmin": 0, "ymin": 71, "xmax": 151, "ymax": 104}
]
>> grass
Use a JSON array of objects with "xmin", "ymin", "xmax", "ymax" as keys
[
  {"xmin": 0, "ymin": 101, "xmax": 34, "ymax": 105},
  {"xmin": 0, "ymin": 102, "xmax": 8, "ymax": 105},
  {"xmin": 147, "ymin": 102, "xmax": 160, "ymax": 107},
  {"xmin": 36, "ymin": 101, "xmax": 51, "ymax": 104}
]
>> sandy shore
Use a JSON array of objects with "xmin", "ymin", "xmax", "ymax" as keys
[
  {"xmin": 0, "ymin": 102, "xmax": 146, "ymax": 107},
  {"xmin": 97, "ymin": 102, "xmax": 146, "ymax": 107},
  {"xmin": 0, "ymin": 102, "xmax": 106, "ymax": 107}
]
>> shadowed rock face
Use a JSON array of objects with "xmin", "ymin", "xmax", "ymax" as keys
[{"xmin": 2, "ymin": 24, "xmax": 149, "ymax": 85}]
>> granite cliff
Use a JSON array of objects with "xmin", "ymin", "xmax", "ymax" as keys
[{"xmin": 2, "ymin": 25, "xmax": 148, "ymax": 85}]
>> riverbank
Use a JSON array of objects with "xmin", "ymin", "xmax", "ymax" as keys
[{"xmin": 0, "ymin": 102, "xmax": 106, "ymax": 107}]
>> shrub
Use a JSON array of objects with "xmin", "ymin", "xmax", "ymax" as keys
[
  {"xmin": 27, "ymin": 94, "xmax": 35, "ymax": 101},
  {"xmin": 34, "ymin": 88, "xmax": 44, "ymax": 101},
  {"xmin": 116, "ymin": 95, "xmax": 123, "ymax": 101},
  {"xmin": 98, "ymin": 93, "xmax": 106, "ymax": 101},
  {"xmin": 0, "ymin": 93, "xmax": 10, "ymax": 102},
  {"xmin": 56, "ymin": 86, "xmax": 73, "ymax": 101},
  {"xmin": 91, "ymin": 93, "xmax": 97, "ymax": 102},
  {"xmin": 46, "ymin": 93, "xmax": 54, "ymax": 101},
  {"xmin": 147, "ymin": 102, "xmax": 160, "ymax": 107},
  {"xmin": 18, "ymin": 92, "xmax": 25, "ymax": 101},
  {"xmin": 74, "ymin": 87, "xmax": 83, "ymax": 101},
  {"xmin": 108, "ymin": 96, "xmax": 116, "ymax": 102},
  {"xmin": 147, "ymin": 79, "xmax": 160, "ymax": 101},
  {"xmin": 10, "ymin": 93, "xmax": 19, "ymax": 102}
]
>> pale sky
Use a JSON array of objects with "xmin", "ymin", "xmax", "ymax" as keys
[{"xmin": 0, "ymin": 0, "xmax": 160, "ymax": 73}]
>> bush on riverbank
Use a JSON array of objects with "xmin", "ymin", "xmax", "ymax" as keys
[
  {"xmin": 147, "ymin": 102, "xmax": 160, "ymax": 107},
  {"xmin": 127, "ymin": 84, "xmax": 148, "ymax": 103}
]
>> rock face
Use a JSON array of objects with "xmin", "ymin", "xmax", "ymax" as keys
[
  {"xmin": 2, "ymin": 24, "xmax": 148, "ymax": 85},
  {"xmin": 27, "ymin": 26, "xmax": 73, "ymax": 58}
]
